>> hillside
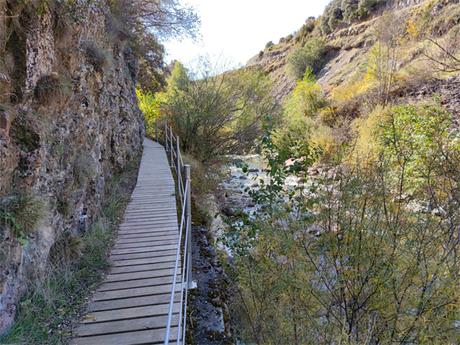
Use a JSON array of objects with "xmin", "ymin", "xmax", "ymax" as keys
[{"xmin": 247, "ymin": 0, "xmax": 460, "ymax": 105}]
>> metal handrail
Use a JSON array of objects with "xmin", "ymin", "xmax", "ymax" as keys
[{"xmin": 159, "ymin": 122, "xmax": 194, "ymax": 345}]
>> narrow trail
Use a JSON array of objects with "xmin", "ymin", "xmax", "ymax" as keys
[{"xmin": 71, "ymin": 138, "xmax": 181, "ymax": 345}]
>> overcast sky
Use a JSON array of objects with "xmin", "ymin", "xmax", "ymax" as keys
[{"xmin": 164, "ymin": 0, "xmax": 330, "ymax": 69}]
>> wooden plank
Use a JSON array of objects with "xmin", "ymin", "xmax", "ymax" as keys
[
  {"xmin": 111, "ymin": 255, "xmax": 177, "ymax": 267},
  {"xmin": 115, "ymin": 234, "xmax": 178, "ymax": 244},
  {"xmin": 81, "ymin": 303, "xmax": 180, "ymax": 324},
  {"xmin": 117, "ymin": 230, "xmax": 178, "ymax": 238},
  {"xmin": 111, "ymin": 244, "xmax": 177, "ymax": 255},
  {"xmin": 93, "ymin": 284, "xmax": 182, "ymax": 301},
  {"xmin": 110, "ymin": 261, "xmax": 178, "ymax": 274},
  {"xmin": 88, "ymin": 293, "xmax": 179, "ymax": 312},
  {"xmin": 110, "ymin": 249, "xmax": 177, "ymax": 261},
  {"xmin": 98, "ymin": 274, "xmax": 180, "ymax": 292},
  {"xmin": 75, "ymin": 314, "xmax": 179, "ymax": 337},
  {"xmin": 105, "ymin": 268, "xmax": 176, "ymax": 283},
  {"xmin": 113, "ymin": 239, "xmax": 178, "ymax": 250},
  {"xmin": 71, "ymin": 327, "xmax": 178, "ymax": 345},
  {"xmin": 118, "ymin": 224, "xmax": 178, "ymax": 232}
]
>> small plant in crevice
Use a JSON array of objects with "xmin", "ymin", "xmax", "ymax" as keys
[
  {"xmin": 34, "ymin": 74, "xmax": 71, "ymax": 106},
  {"xmin": 11, "ymin": 118, "xmax": 41, "ymax": 153},
  {"xmin": 0, "ymin": 193, "xmax": 46, "ymax": 242},
  {"xmin": 81, "ymin": 40, "xmax": 112, "ymax": 73}
]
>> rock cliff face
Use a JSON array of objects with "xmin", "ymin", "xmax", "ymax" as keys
[{"xmin": 0, "ymin": 1, "xmax": 144, "ymax": 333}]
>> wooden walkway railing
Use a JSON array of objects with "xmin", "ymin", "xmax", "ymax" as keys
[{"xmin": 71, "ymin": 133, "xmax": 193, "ymax": 345}]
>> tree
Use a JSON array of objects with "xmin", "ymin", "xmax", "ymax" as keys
[
  {"xmin": 158, "ymin": 62, "xmax": 278, "ymax": 162},
  {"xmin": 109, "ymin": 0, "xmax": 199, "ymax": 92},
  {"xmin": 167, "ymin": 61, "xmax": 190, "ymax": 92},
  {"xmin": 110, "ymin": 0, "xmax": 200, "ymax": 40},
  {"xmin": 368, "ymin": 12, "xmax": 405, "ymax": 105},
  {"xmin": 287, "ymin": 38, "xmax": 326, "ymax": 80},
  {"xmin": 132, "ymin": 30, "xmax": 166, "ymax": 92}
]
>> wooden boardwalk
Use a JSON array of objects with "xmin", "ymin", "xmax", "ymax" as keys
[{"xmin": 72, "ymin": 138, "xmax": 180, "ymax": 345}]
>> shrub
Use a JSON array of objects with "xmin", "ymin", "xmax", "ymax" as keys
[
  {"xmin": 350, "ymin": 105, "xmax": 390, "ymax": 161},
  {"xmin": 0, "ymin": 193, "xmax": 45, "ymax": 241},
  {"xmin": 158, "ymin": 61, "xmax": 278, "ymax": 162},
  {"xmin": 272, "ymin": 71, "xmax": 328, "ymax": 163},
  {"xmin": 137, "ymin": 89, "xmax": 166, "ymax": 139},
  {"xmin": 82, "ymin": 40, "xmax": 111, "ymax": 72},
  {"xmin": 283, "ymin": 69, "xmax": 327, "ymax": 118},
  {"xmin": 11, "ymin": 120, "xmax": 40, "ymax": 153},
  {"xmin": 295, "ymin": 18, "xmax": 317, "ymax": 43},
  {"xmin": 321, "ymin": 0, "xmax": 388, "ymax": 34},
  {"xmin": 287, "ymin": 38, "xmax": 326, "ymax": 80},
  {"xmin": 358, "ymin": 0, "xmax": 382, "ymax": 18},
  {"xmin": 320, "ymin": 0, "xmax": 342, "ymax": 34},
  {"xmin": 34, "ymin": 74, "xmax": 70, "ymax": 105},
  {"xmin": 265, "ymin": 41, "xmax": 274, "ymax": 49},
  {"xmin": 229, "ymin": 102, "xmax": 460, "ymax": 344}
]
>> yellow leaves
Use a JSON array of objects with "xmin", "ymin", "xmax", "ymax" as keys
[
  {"xmin": 349, "ymin": 105, "xmax": 390, "ymax": 163},
  {"xmin": 136, "ymin": 89, "xmax": 169, "ymax": 138},
  {"xmin": 330, "ymin": 68, "xmax": 375, "ymax": 103},
  {"xmin": 406, "ymin": 17, "xmax": 422, "ymax": 40}
]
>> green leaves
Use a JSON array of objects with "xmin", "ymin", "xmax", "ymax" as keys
[{"xmin": 287, "ymin": 38, "xmax": 327, "ymax": 80}]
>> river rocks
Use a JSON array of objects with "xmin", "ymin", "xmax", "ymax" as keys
[
  {"xmin": 0, "ymin": 2, "xmax": 143, "ymax": 333},
  {"xmin": 190, "ymin": 226, "xmax": 233, "ymax": 345}
]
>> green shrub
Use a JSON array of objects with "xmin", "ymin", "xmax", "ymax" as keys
[
  {"xmin": 321, "ymin": 0, "xmax": 388, "ymax": 34},
  {"xmin": 272, "ymin": 70, "xmax": 328, "ymax": 163},
  {"xmin": 287, "ymin": 38, "xmax": 326, "ymax": 80},
  {"xmin": 321, "ymin": 0, "xmax": 343, "ymax": 34},
  {"xmin": 157, "ymin": 61, "xmax": 277, "ymax": 162},
  {"xmin": 137, "ymin": 89, "xmax": 164, "ymax": 139},
  {"xmin": 265, "ymin": 41, "xmax": 274, "ymax": 49},
  {"xmin": 0, "ymin": 193, "xmax": 45, "ymax": 240}
]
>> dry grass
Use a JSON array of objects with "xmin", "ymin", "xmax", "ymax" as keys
[
  {"xmin": 0, "ymin": 192, "xmax": 46, "ymax": 240},
  {"xmin": 34, "ymin": 74, "xmax": 71, "ymax": 106},
  {"xmin": 82, "ymin": 40, "xmax": 112, "ymax": 73}
]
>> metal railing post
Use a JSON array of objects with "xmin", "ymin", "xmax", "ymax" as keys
[
  {"xmin": 169, "ymin": 126, "xmax": 174, "ymax": 166},
  {"xmin": 177, "ymin": 136, "xmax": 182, "ymax": 202},
  {"xmin": 164, "ymin": 123, "xmax": 168, "ymax": 152},
  {"xmin": 184, "ymin": 165, "xmax": 193, "ymax": 288}
]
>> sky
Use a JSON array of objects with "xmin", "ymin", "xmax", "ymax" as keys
[{"xmin": 164, "ymin": 0, "xmax": 330, "ymax": 69}]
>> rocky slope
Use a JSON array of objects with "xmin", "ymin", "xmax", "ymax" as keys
[
  {"xmin": 0, "ymin": 1, "xmax": 144, "ymax": 333},
  {"xmin": 247, "ymin": 0, "xmax": 458, "ymax": 102}
]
